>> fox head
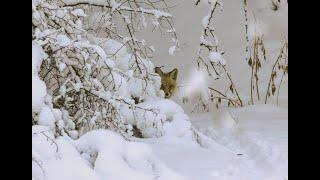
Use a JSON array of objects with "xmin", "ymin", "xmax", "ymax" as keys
[{"xmin": 155, "ymin": 67, "xmax": 178, "ymax": 98}]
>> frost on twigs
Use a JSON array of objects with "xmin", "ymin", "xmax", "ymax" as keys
[
  {"xmin": 61, "ymin": 0, "xmax": 180, "ymax": 57},
  {"xmin": 32, "ymin": 0, "xmax": 180, "ymax": 139},
  {"xmin": 188, "ymin": 0, "xmax": 243, "ymax": 112}
]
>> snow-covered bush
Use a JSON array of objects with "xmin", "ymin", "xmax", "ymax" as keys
[
  {"xmin": 32, "ymin": 0, "xmax": 180, "ymax": 138},
  {"xmin": 32, "ymin": 0, "xmax": 197, "ymax": 179}
]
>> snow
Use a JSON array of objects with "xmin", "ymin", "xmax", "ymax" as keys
[
  {"xmin": 169, "ymin": 45, "xmax": 176, "ymax": 55},
  {"xmin": 32, "ymin": 43, "xmax": 46, "ymax": 76},
  {"xmin": 139, "ymin": 99, "xmax": 191, "ymax": 138},
  {"xmin": 58, "ymin": 62, "xmax": 66, "ymax": 72},
  {"xmin": 33, "ymin": 1, "xmax": 287, "ymax": 179},
  {"xmin": 38, "ymin": 106, "xmax": 56, "ymax": 128},
  {"xmin": 56, "ymin": 34, "xmax": 71, "ymax": 47},
  {"xmin": 110, "ymin": 0, "xmax": 120, "ymax": 11},
  {"xmin": 63, "ymin": 0, "xmax": 171, "ymax": 18},
  {"xmin": 143, "ymin": 138, "xmax": 243, "ymax": 180},
  {"xmin": 33, "ymin": 99, "xmax": 287, "ymax": 180},
  {"xmin": 200, "ymin": 35, "xmax": 213, "ymax": 47},
  {"xmin": 32, "ymin": 43, "xmax": 47, "ymax": 112},
  {"xmin": 33, "ymin": 127, "xmax": 188, "ymax": 180},
  {"xmin": 189, "ymin": 104, "xmax": 288, "ymax": 179},
  {"xmin": 32, "ymin": 75, "xmax": 47, "ymax": 113},
  {"xmin": 141, "ymin": 8, "xmax": 172, "ymax": 18},
  {"xmin": 71, "ymin": 9, "xmax": 86, "ymax": 17},
  {"xmin": 179, "ymin": 69, "xmax": 210, "ymax": 103},
  {"xmin": 72, "ymin": 40, "xmax": 108, "ymax": 60},
  {"xmin": 202, "ymin": 14, "xmax": 210, "ymax": 28},
  {"xmin": 209, "ymin": 51, "xmax": 226, "ymax": 65},
  {"xmin": 35, "ymin": 94, "xmax": 287, "ymax": 180},
  {"xmin": 33, "ymin": 126, "xmax": 101, "ymax": 180},
  {"xmin": 133, "ymin": 104, "xmax": 287, "ymax": 180}
]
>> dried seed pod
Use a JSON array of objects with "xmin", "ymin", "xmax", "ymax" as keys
[
  {"xmin": 248, "ymin": 57, "xmax": 252, "ymax": 67},
  {"xmin": 272, "ymin": 83, "xmax": 276, "ymax": 95}
]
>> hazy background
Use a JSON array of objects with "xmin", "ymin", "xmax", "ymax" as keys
[{"xmin": 137, "ymin": 0, "xmax": 288, "ymax": 111}]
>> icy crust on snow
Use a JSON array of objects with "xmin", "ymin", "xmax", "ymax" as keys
[{"xmin": 32, "ymin": 126, "xmax": 187, "ymax": 180}]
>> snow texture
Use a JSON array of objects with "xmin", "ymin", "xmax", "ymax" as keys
[
  {"xmin": 209, "ymin": 51, "xmax": 226, "ymax": 65},
  {"xmin": 33, "ymin": 1, "xmax": 287, "ymax": 179}
]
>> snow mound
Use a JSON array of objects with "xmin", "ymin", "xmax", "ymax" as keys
[
  {"xmin": 32, "ymin": 127, "xmax": 188, "ymax": 180},
  {"xmin": 144, "ymin": 99, "xmax": 191, "ymax": 138}
]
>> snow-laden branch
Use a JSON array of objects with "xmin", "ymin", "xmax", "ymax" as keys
[
  {"xmin": 190, "ymin": 0, "xmax": 243, "ymax": 110},
  {"xmin": 62, "ymin": 0, "xmax": 172, "ymax": 18},
  {"xmin": 61, "ymin": 0, "xmax": 179, "ymax": 56}
]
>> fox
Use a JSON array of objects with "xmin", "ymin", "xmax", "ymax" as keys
[{"xmin": 154, "ymin": 67, "xmax": 178, "ymax": 98}]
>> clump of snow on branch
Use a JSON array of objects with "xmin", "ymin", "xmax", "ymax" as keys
[{"xmin": 209, "ymin": 51, "xmax": 226, "ymax": 65}]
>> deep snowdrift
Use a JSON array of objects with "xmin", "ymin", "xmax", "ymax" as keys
[{"xmin": 33, "ymin": 104, "xmax": 288, "ymax": 180}]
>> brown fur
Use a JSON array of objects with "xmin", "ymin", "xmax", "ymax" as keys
[{"xmin": 155, "ymin": 67, "xmax": 178, "ymax": 98}]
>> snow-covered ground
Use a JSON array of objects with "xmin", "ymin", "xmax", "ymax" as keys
[
  {"xmin": 143, "ymin": 104, "xmax": 288, "ymax": 180},
  {"xmin": 33, "ymin": 103, "xmax": 288, "ymax": 180}
]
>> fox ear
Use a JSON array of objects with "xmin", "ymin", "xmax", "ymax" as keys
[
  {"xmin": 169, "ymin": 68, "xmax": 178, "ymax": 80},
  {"xmin": 155, "ymin": 67, "xmax": 164, "ymax": 76}
]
